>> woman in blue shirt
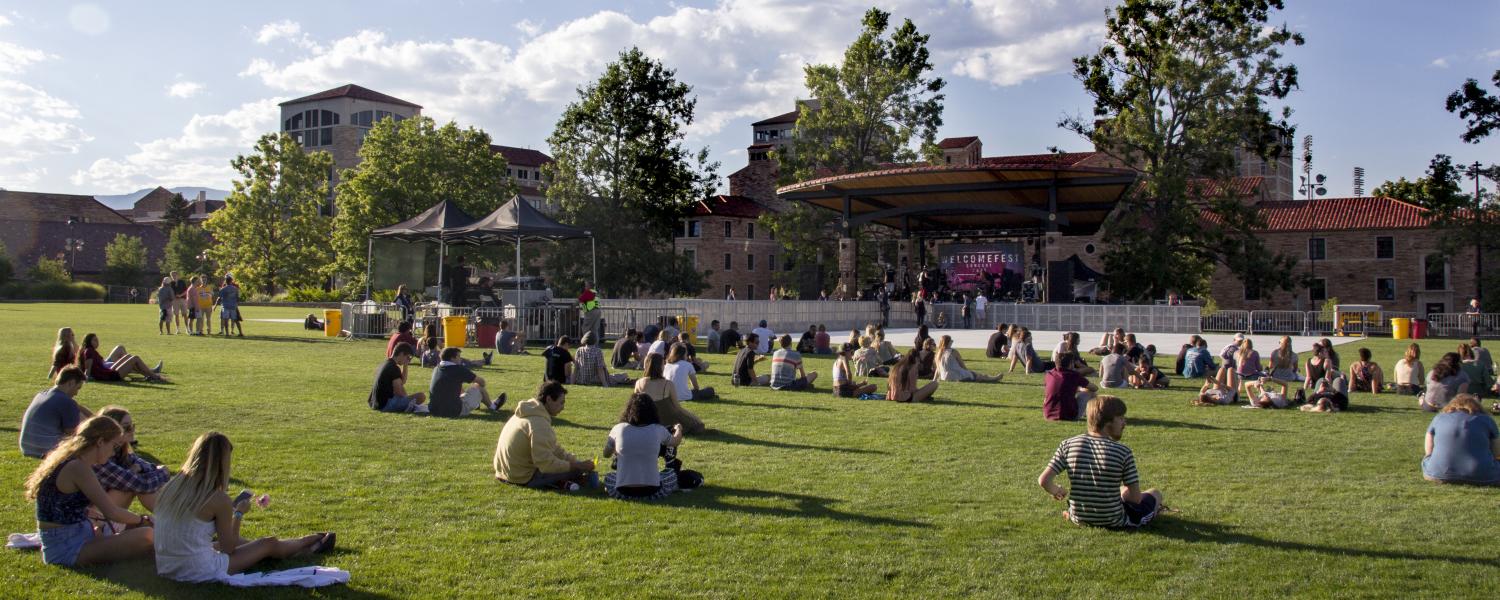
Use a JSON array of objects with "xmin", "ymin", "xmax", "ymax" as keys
[{"xmin": 1422, "ymin": 394, "xmax": 1500, "ymax": 486}]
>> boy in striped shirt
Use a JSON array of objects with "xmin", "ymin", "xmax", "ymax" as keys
[{"xmin": 1038, "ymin": 395, "xmax": 1164, "ymax": 528}]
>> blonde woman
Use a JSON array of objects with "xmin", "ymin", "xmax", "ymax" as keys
[
  {"xmin": 49, "ymin": 327, "xmax": 77, "ymax": 379},
  {"xmin": 633, "ymin": 353, "xmax": 705, "ymax": 435},
  {"xmin": 26, "ymin": 416, "xmax": 154, "ymax": 566},
  {"xmin": 851, "ymin": 335, "xmax": 888, "ymax": 378},
  {"xmin": 832, "ymin": 342, "xmax": 878, "ymax": 398},
  {"xmin": 1234, "ymin": 339, "xmax": 1263, "ymax": 379},
  {"xmin": 874, "ymin": 328, "xmax": 900, "ymax": 366},
  {"xmin": 935, "ymin": 335, "xmax": 1002, "ymax": 382},
  {"xmin": 1421, "ymin": 394, "xmax": 1500, "ymax": 485},
  {"xmin": 154, "ymin": 432, "xmax": 333, "ymax": 582},
  {"xmin": 1394, "ymin": 343, "xmax": 1425, "ymax": 396},
  {"xmin": 1268, "ymin": 336, "xmax": 1299, "ymax": 381}
]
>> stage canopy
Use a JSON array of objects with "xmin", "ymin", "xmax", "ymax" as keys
[{"xmin": 369, "ymin": 199, "xmax": 477, "ymax": 242}]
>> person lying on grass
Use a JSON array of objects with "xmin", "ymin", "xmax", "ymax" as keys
[
  {"xmin": 429, "ymin": 347, "xmax": 502, "ymax": 418},
  {"xmin": 21, "ymin": 366, "xmax": 93, "ymax": 458},
  {"xmin": 1421, "ymin": 393, "xmax": 1500, "ymax": 486},
  {"xmin": 833, "ymin": 342, "xmax": 878, "ymax": 398},
  {"xmin": 154, "ymin": 432, "xmax": 333, "ymax": 582},
  {"xmin": 76, "ymin": 333, "xmax": 165, "ymax": 383},
  {"xmin": 1242, "ymin": 377, "xmax": 1297, "ymax": 409},
  {"xmin": 602, "ymin": 393, "xmax": 702, "ymax": 500},
  {"xmin": 934, "ymin": 335, "xmax": 1002, "ymax": 383},
  {"xmin": 1302, "ymin": 368, "xmax": 1350, "ymax": 413},
  {"xmin": 1038, "ymin": 395, "xmax": 1164, "ymax": 529},
  {"xmin": 494, "ymin": 381, "xmax": 598, "ymax": 491},
  {"xmin": 731, "ymin": 333, "xmax": 770, "ymax": 387},
  {"xmin": 369, "ymin": 342, "xmax": 428, "ymax": 414},
  {"xmin": 1194, "ymin": 364, "xmax": 1241, "ymax": 407},
  {"xmin": 1044, "ymin": 352, "xmax": 1096, "ymax": 421},
  {"xmin": 93, "ymin": 405, "xmax": 169, "ymax": 516},
  {"xmin": 27, "ymin": 415, "xmax": 154, "ymax": 567},
  {"xmin": 769, "ymin": 334, "xmax": 818, "ymax": 391}
]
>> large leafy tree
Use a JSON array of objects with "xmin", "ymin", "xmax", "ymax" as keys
[
  {"xmin": 544, "ymin": 47, "xmax": 716, "ymax": 297},
  {"xmin": 101, "ymin": 234, "xmax": 147, "ymax": 286},
  {"xmin": 205, "ymin": 133, "xmax": 334, "ymax": 294},
  {"xmin": 331, "ymin": 116, "xmax": 514, "ymax": 285},
  {"xmin": 765, "ymin": 7, "xmax": 945, "ymax": 294},
  {"xmin": 159, "ymin": 224, "xmax": 214, "ymax": 278},
  {"xmin": 1063, "ymin": 0, "xmax": 1304, "ymax": 301},
  {"xmin": 1375, "ymin": 154, "xmax": 1499, "ymax": 306},
  {"xmin": 1446, "ymin": 69, "xmax": 1500, "ymax": 144}
]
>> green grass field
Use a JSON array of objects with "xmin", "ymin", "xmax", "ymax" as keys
[{"xmin": 0, "ymin": 303, "xmax": 1496, "ymax": 599}]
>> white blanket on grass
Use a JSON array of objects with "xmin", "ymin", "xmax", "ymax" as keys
[{"xmin": 9, "ymin": 533, "xmax": 346, "ymax": 588}]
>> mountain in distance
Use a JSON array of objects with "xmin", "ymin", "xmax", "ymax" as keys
[{"xmin": 94, "ymin": 186, "xmax": 230, "ymax": 210}]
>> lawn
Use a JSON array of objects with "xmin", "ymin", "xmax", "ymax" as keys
[{"xmin": 0, "ymin": 303, "xmax": 1496, "ymax": 599}]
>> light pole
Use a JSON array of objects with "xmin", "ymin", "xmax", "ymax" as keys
[
  {"xmin": 64, "ymin": 217, "xmax": 84, "ymax": 278},
  {"xmin": 1469, "ymin": 161, "xmax": 1485, "ymax": 305}
]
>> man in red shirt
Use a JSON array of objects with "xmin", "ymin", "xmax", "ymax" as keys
[
  {"xmin": 1044, "ymin": 352, "xmax": 1097, "ymax": 421},
  {"xmin": 387, "ymin": 321, "xmax": 419, "ymax": 358}
]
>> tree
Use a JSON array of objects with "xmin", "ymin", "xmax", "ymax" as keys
[
  {"xmin": 765, "ymin": 7, "xmax": 946, "ymax": 295},
  {"xmin": 544, "ymin": 47, "xmax": 716, "ymax": 297},
  {"xmin": 29, "ymin": 256, "xmax": 70, "ymax": 283},
  {"xmin": 102, "ymin": 234, "xmax": 148, "ymax": 286},
  {"xmin": 1446, "ymin": 69, "xmax": 1500, "ymax": 144},
  {"xmin": 0, "ymin": 240, "xmax": 13, "ymax": 286},
  {"xmin": 1375, "ymin": 154, "xmax": 1499, "ymax": 306},
  {"xmin": 204, "ymin": 133, "xmax": 334, "ymax": 294},
  {"xmin": 330, "ymin": 116, "xmax": 515, "ymax": 286},
  {"xmin": 162, "ymin": 192, "xmax": 192, "ymax": 230},
  {"xmin": 1062, "ymin": 0, "xmax": 1304, "ymax": 301},
  {"xmin": 160, "ymin": 224, "xmax": 213, "ymax": 277}
]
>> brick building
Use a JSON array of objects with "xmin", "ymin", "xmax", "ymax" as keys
[
  {"xmin": 0, "ymin": 190, "xmax": 167, "ymax": 283},
  {"xmin": 674, "ymin": 195, "xmax": 780, "ymax": 300},
  {"xmin": 121, "ymin": 187, "xmax": 224, "ymax": 226}
]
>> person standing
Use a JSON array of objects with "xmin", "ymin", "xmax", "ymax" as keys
[
  {"xmin": 913, "ymin": 293, "xmax": 927, "ymax": 327},
  {"xmin": 169, "ymin": 271, "xmax": 190, "ymax": 335},
  {"xmin": 725, "ymin": 287, "xmax": 737, "ymax": 301},
  {"xmin": 974, "ymin": 291, "xmax": 988, "ymax": 327},
  {"xmin": 394, "ymin": 284, "xmax": 414, "ymax": 325},
  {"xmin": 1467, "ymin": 298, "xmax": 1483, "ymax": 338},
  {"xmin": 155, "ymin": 277, "xmax": 176, "ymax": 335},
  {"xmin": 193, "ymin": 277, "xmax": 215, "ymax": 335},
  {"xmin": 215, "ymin": 275, "xmax": 243, "ymax": 337},
  {"xmin": 877, "ymin": 288, "xmax": 891, "ymax": 328},
  {"xmin": 961, "ymin": 293, "xmax": 974, "ymax": 329},
  {"xmin": 578, "ymin": 282, "xmax": 601, "ymax": 342},
  {"xmin": 447, "ymin": 256, "xmax": 468, "ymax": 306}
]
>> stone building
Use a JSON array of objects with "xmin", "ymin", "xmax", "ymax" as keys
[
  {"xmin": 278, "ymin": 84, "xmax": 423, "ymax": 213},
  {"xmin": 674, "ymin": 195, "xmax": 780, "ymax": 300},
  {"xmin": 0, "ymin": 190, "xmax": 167, "ymax": 283},
  {"xmin": 121, "ymin": 187, "xmax": 224, "ymax": 226}
]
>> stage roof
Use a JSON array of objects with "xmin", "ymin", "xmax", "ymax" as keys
[{"xmin": 776, "ymin": 160, "xmax": 1137, "ymax": 236}]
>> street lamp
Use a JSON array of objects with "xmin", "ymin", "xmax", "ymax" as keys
[{"xmin": 64, "ymin": 217, "xmax": 84, "ymax": 277}]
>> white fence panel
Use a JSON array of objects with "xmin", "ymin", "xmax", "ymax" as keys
[
  {"xmin": 1201, "ymin": 310, "xmax": 1250, "ymax": 333},
  {"xmin": 1249, "ymin": 310, "xmax": 1304, "ymax": 334}
]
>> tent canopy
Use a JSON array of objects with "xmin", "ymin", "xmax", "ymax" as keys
[
  {"xmin": 369, "ymin": 199, "xmax": 477, "ymax": 242},
  {"xmin": 454, "ymin": 195, "xmax": 591, "ymax": 242}
]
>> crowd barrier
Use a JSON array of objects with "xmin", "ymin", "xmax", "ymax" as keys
[
  {"xmin": 1427, "ymin": 313, "xmax": 1500, "ymax": 339},
  {"xmin": 1200, "ymin": 310, "xmax": 1474, "ymax": 337}
]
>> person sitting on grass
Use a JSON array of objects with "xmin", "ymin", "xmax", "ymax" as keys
[
  {"xmin": 887, "ymin": 349, "xmax": 939, "ymax": 403},
  {"xmin": 1007, "ymin": 328, "xmax": 1051, "ymax": 374},
  {"xmin": 1460, "ymin": 343, "xmax": 1494, "ymax": 399},
  {"xmin": 1194, "ymin": 364, "xmax": 1241, "ymax": 407},
  {"xmin": 1044, "ymin": 352, "xmax": 1097, "ymax": 421},
  {"xmin": 916, "ymin": 338, "xmax": 938, "ymax": 380},
  {"xmin": 1089, "ymin": 328, "xmax": 1126, "ymax": 356},
  {"xmin": 494, "ymin": 381, "xmax": 598, "ymax": 491},
  {"xmin": 676, "ymin": 331, "xmax": 710, "ymax": 373},
  {"xmin": 814, "ymin": 324, "xmax": 833, "ymax": 355},
  {"xmin": 612, "ymin": 329, "xmax": 642, "ymax": 370},
  {"xmin": 1394, "ymin": 343, "xmax": 1425, "ymax": 396},
  {"xmin": 153, "ymin": 432, "xmax": 333, "ymax": 582},
  {"xmin": 664, "ymin": 343, "xmax": 716, "ymax": 400},
  {"xmin": 20, "ymin": 366, "xmax": 93, "ymax": 458},
  {"xmin": 495, "ymin": 320, "xmax": 530, "ymax": 355},
  {"xmin": 935, "ymin": 335, "xmax": 1002, "ymax": 383},
  {"xmin": 429, "ymin": 347, "xmax": 501, "ymax": 418},
  {"xmin": 49, "ymin": 327, "xmax": 79, "ymax": 380},
  {"xmin": 833, "ymin": 342, "xmax": 879, "ymax": 398},
  {"xmin": 1220, "ymin": 333, "xmax": 1245, "ymax": 373},
  {"xmin": 912, "ymin": 325, "xmax": 933, "ymax": 356},
  {"xmin": 797, "ymin": 325, "xmax": 817, "ymax": 354},
  {"xmin": 1038, "ymin": 395, "xmax": 1164, "ymax": 529},
  {"xmin": 987, "ymin": 323, "xmax": 1011, "ymax": 359},
  {"xmin": 1303, "ymin": 341, "xmax": 1335, "ymax": 388},
  {"xmin": 1052, "ymin": 332, "xmax": 1080, "ymax": 362},
  {"xmin": 387, "ymin": 321, "xmax": 420, "ymax": 359},
  {"xmin": 1129, "ymin": 357, "xmax": 1168, "ymax": 390},
  {"xmin": 1421, "ymin": 393, "xmax": 1500, "ymax": 486},
  {"xmin": 1098, "ymin": 343, "xmax": 1131, "ymax": 389},
  {"xmin": 1243, "ymin": 377, "xmax": 1295, "ymax": 409},
  {"xmin": 602, "ymin": 394, "xmax": 696, "ymax": 500},
  {"xmin": 852, "ymin": 335, "xmax": 889, "ymax": 378},
  {"xmin": 1234, "ymin": 338, "xmax": 1263, "ymax": 380},
  {"xmin": 93, "ymin": 406, "xmax": 169, "ymax": 515},
  {"xmin": 574, "ymin": 333, "xmax": 630, "ymax": 387},
  {"xmin": 1180, "ymin": 337, "xmax": 1216, "ymax": 379},
  {"xmin": 369, "ymin": 342, "xmax": 427, "ymax": 414},
  {"xmin": 769, "ymin": 334, "xmax": 818, "ymax": 391},
  {"xmin": 1268, "ymin": 336, "xmax": 1300, "ymax": 381},
  {"xmin": 1056, "ymin": 348, "xmax": 1096, "ymax": 377},
  {"xmin": 76, "ymin": 333, "xmax": 165, "ymax": 383},
  {"xmin": 1302, "ymin": 367, "xmax": 1351, "ymax": 413},
  {"xmin": 647, "ymin": 330, "xmax": 671, "ymax": 358},
  {"xmin": 1348, "ymin": 347, "xmax": 1385, "ymax": 394},
  {"xmin": 27, "ymin": 416, "xmax": 155, "ymax": 567},
  {"xmin": 662, "ymin": 316, "xmax": 681, "ymax": 341},
  {"xmin": 1419, "ymin": 352, "xmax": 1470, "ymax": 412},
  {"xmin": 419, "ymin": 335, "xmax": 487, "ymax": 369},
  {"xmin": 633, "ymin": 354, "xmax": 706, "ymax": 435},
  {"xmin": 705, "ymin": 320, "xmax": 722, "ymax": 353},
  {"xmin": 719, "ymin": 321, "xmax": 742, "ymax": 353},
  {"xmin": 155, "ymin": 277, "xmax": 176, "ymax": 335},
  {"xmin": 751, "ymin": 320, "xmax": 775, "ymax": 354},
  {"xmin": 731, "ymin": 333, "xmax": 769, "ymax": 387},
  {"xmin": 543, "ymin": 336, "xmax": 576, "ymax": 384},
  {"xmin": 1469, "ymin": 338, "xmax": 1494, "ymax": 381},
  {"xmin": 875, "ymin": 328, "xmax": 900, "ymax": 366}
]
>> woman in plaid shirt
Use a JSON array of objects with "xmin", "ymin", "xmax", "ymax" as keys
[{"xmin": 92, "ymin": 406, "xmax": 169, "ymax": 514}]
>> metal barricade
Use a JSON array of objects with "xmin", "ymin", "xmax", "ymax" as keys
[
  {"xmin": 1303, "ymin": 312, "xmax": 1335, "ymax": 336},
  {"xmin": 1367, "ymin": 311, "xmax": 1419, "ymax": 337},
  {"xmin": 1426, "ymin": 313, "xmax": 1500, "ymax": 339},
  {"xmin": 340, "ymin": 302, "xmax": 403, "ymax": 339},
  {"xmin": 1248, "ymin": 310, "xmax": 1304, "ymax": 334},
  {"xmin": 1201, "ymin": 310, "xmax": 1250, "ymax": 333}
]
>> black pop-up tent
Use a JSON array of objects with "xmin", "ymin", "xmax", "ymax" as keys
[
  {"xmin": 366, "ymin": 199, "xmax": 477, "ymax": 300},
  {"xmin": 452, "ymin": 196, "xmax": 595, "ymax": 301}
]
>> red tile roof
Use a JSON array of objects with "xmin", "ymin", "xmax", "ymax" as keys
[
  {"xmin": 938, "ymin": 136, "xmax": 979, "ymax": 149},
  {"xmin": 752, "ymin": 110, "xmax": 800, "ymax": 126},
  {"xmin": 978, "ymin": 152, "xmax": 1101, "ymax": 168},
  {"xmin": 489, "ymin": 145, "xmax": 553, "ymax": 167},
  {"xmin": 693, "ymin": 195, "xmax": 769, "ymax": 219},
  {"xmin": 1244, "ymin": 197, "xmax": 1434, "ymax": 231},
  {"xmin": 279, "ymin": 84, "xmax": 422, "ymax": 109}
]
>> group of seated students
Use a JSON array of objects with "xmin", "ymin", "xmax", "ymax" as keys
[
  {"xmin": 50, "ymin": 327, "xmax": 168, "ymax": 385},
  {"xmin": 371, "ymin": 339, "xmax": 503, "ymax": 417},
  {"xmin": 492, "ymin": 381, "xmax": 704, "ymax": 497},
  {"xmin": 21, "ymin": 367, "xmax": 334, "ymax": 574}
]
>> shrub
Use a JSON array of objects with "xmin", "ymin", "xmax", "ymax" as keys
[
  {"xmin": 25, "ymin": 281, "xmax": 106, "ymax": 300},
  {"xmin": 0, "ymin": 240, "xmax": 13, "ymax": 286},
  {"xmin": 28, "ymin": 257, "xmax": 71, "ymax": 284},
  {"xmin": 1200, "ymin": 297, "xmax": 1220, "ymax": 317},
  {"xmin": 285, "ymin": 287, "xmax": 346, "ymax": 303}
]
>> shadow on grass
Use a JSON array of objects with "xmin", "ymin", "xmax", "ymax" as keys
[
  {"xmin": 1146, "ymin": 518, "xmax": 1498, "ymax": 567},
  {"xmin": 699, "ymin": 430, "xmax": 885, "ymax": 455},
  {"xmin": 552, "ymin": 417, "xmax": 610, "ymax": 432},
  {"xmin": 1341, "ymin": 403, "xmax": 1423, "ymax": 414},
  {"xmin": 1130, "ymin": 418, "xmax": 1280, "ymax": 433},
  {"xmin": 928, "ymin": 399, "xmax": 1011, "ymax": 410},
  {"xmin": 669, "ymin": 485, "xmax": 929, "ymax": 529},
  {"xmin": 76, "ymin": 557, "xmax": 395, "ymax": 600},
  {"xmin": 711, "ymin": 398, "xmax": 835, "ymax": 412},
  {"xmin": 217, "ymin": 334, "xmax": 340, "ymax": 345}
]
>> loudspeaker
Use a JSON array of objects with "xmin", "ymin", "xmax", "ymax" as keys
[{"xmin": 1047, "ymin": 260, "xmax": 1073, "ymax": 304}]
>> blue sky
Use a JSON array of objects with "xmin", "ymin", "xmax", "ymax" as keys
[{"xmin": 0, "ymin": 0, "xmax": 1496, "ymax": 197}]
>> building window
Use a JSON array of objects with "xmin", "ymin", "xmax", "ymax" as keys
[
  {"xmin": 1309, "ymin": 278, "xmax": 1327, "ymax": 302},
  {"xmin": 723, "ymin": 253, "xmax": 732, "ymax": 270},
  {"xmin": 1424, "ymin": 254, "xmax": 1448, "ymax": 291},
  {"xmin": 676, "ymin": 220, "xmax": 701, "ymax": 238},
  {"xmin": 747, "ymin": 284, "xmax": 755, "ymax": 300},
  {"xmin": 747, "ymin": 222, "xmax": 755, "ymax": 239},
  {"xmin": 1308, "ymin": 238, "xmax": 1326, "ymax": 260},
  {"xmin": 767, "ymin": 254, "xmax": 775, "ymax": 272},
  {"xmin": 1376, "ymin": 278, "xmax": 1396, "ymax": 301},
  {"xmin": 319, "ymin": 127, "xmax": 333, "ymax": 146},
  {"xmin": 724, "ymin": 221, "xmax": 732, "ymax": 238},
  {"xmin": 682, "ymin": 249, "xmax": 695, "ymax": 268},
  {"xmin": 1244, "ymin": 282, "xmax": 1261, "ymax": 301},
  {"xmin": 747, "ymin": 254, "xmax": 755, "ymax": 271},
  {"xmin": 1376, "ymin": 236, "xmax": 1393, "ymax": 259}
]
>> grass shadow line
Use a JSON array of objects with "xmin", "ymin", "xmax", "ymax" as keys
[
  {"xmin": 711, "ymin": 398, "xmax": 835, "ymax": 412},
  {"xmin": 1145, "ymin": 517, "xmax": 1498, "ymax": 567},
  {"xmin": 668, "ymin": 485, "xmax": 930, "ymax": 529},
  {"xmin": 700, "ymin": 430, "xmax": 885, "ymax": 455},
  {"xmin": 76, "ymin": 558, "xmax": 397, "ymax": 599},
  {"xmin": 1130, "ymin": 418, "xmax": 1280, "ymax": 433}
]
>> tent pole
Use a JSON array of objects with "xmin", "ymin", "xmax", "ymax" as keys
[
  {"xmin": 515, "ymin": 237, "xmax": 522, "ymax": 301},
  {"xmin": 591, "ymin": 235, "xmax": 597, "ymax": 290},
  {"xmin": 437, "ymin": 240, "xmax": 446, "ymax": 304},
  {"xmin": 364, "ymin": 238, "xmax": 373, "ymax": 301}
]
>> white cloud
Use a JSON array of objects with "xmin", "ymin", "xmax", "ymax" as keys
[
  {"xmin": 1430, "ymin": 57, "xmax": 1451, "ymax": 69},
  {"xmin": 70, "ymin": 98, "xmax": 281, "ymax": 191},
  {"xmin": 166, "ymin": 81, "xmax": 205, "ymax": 98},
  {"xmin": 67, "ymin": 3, "xmax": 109, "ymax": 36},
  {"xmin": 514, "ymin": 19, "xmax": 542, "ymax": 38},
  {"xmin": 255, "ymin": 20, "xmax": 319, "ymax": 51},
  {"xmin": 1482, "ymin": 49, "xmax": 1500, "ymax": 61},
  {"xmin": 0, "ymin": 36, "xmax": 89, "ymax": 186},
  {"xmin": 0, "ymin": 14, "xmax": 11, "ymax": 27},
  {"xmin": 0, "ymin": 41, "xmax": 50, "ymax": 74}
]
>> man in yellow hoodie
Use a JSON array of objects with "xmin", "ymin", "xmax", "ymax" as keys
[{"xmin": 494, "ymin": 381, "xmax": 598, "ymax": 489}]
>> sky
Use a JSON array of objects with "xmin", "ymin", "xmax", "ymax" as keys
[{"xmin": 0, "ymin": 0, "xmax": 1497, "ymax": 197}]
